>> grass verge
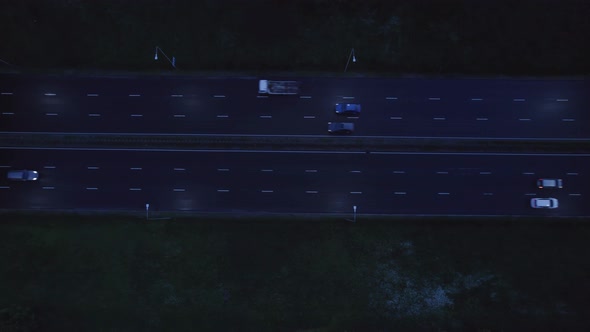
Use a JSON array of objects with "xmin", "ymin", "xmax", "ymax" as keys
[{"xmin": 1, "ymin": 212, "xmax": 589, "ymax": 331}]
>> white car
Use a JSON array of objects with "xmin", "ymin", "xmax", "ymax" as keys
[{"xmin": 530, "ymin": 198, "xmax": 558, "ymax": 209}]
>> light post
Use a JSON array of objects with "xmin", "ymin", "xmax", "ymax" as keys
[
  {"xmin": 353, "ymin": 205, "xmax": 357, "ymax": 223},
  {"xmin": 154, "ymin": 46, "xmax": 176, "ymax": 69},
  {"xmin": 146, "ymin": 203, "xmax": 150, "ymax": 220},
  {"xmin": 344, "ymin": 48, "xmax": 356, "ymax": 72}
]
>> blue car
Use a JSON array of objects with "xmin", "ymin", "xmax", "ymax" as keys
[{"xmin": 334, "ymin": 103, "xmax": 361, "ymax": 116}]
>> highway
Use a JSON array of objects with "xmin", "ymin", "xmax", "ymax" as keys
[
  {"xmin": 0, "ymin": 148, "xmax": 587, "ymax": 216},
  {"xmin": 1, "ymin": 74, "xmax": 588, "ymax": 138}
]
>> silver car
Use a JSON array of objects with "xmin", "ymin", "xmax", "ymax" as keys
[
  {"xmin": 537, "ymin": 178, "xmax": 563, "ymax": 189},
  {"xmin": 530, "ymin": 198, "xmax": 558, "ymax": 209},
  {"xmin": 7, "ymin": 170, "xmax": 39, "ymax": 181},
  {"xmin": 328, "ymin": 122, "xmax": 354, "ymax": 134}
]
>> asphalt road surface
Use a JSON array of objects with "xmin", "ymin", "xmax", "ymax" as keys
[
  {"xmin": 1, "ymin": 74, "xmax": 588, "ymax": 138},
  {"xmin": 1, "ymin": 148, "xmax": 587, "ymax": 216}
]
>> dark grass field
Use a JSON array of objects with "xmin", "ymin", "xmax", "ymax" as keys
[
  {"xmin": 1, "ymin": 213, "xmax": 589, "ymax": 331},
  {"xmin": 1, "ymin": 0, "xmax": 589, "ymax": 75}
]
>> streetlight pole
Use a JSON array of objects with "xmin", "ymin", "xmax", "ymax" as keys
[
  {"xmin": 154, "ymin": 46, "xmax": 176, "ymax": 69},
  {"xmin": 146, "ymin": 203, "xmax": 150, "ymax": 220},
  {"xmin": 353, "ymin": 205, "xmax": 357, "ymax": 223},
  {"xmin": 344, "ymin": 48, "xmax": 356, "ymax": 72}
]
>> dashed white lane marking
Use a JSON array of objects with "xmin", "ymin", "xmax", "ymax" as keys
[
  {"xmin": 45, "ymin": 113, "xmax": 58, "ymax": 116},
  {"xmin": 259, "ymin": 115, "xmax": 272, "ymax": 119},
  {"xmin": 86, "ymin": 187, "xmax": 98, "ymax": 190},
  {"xmin": 525, "ymin": 193, "xmax": 536, "ymax": 196},
  {"xmin": 394, "ymin": 191, "xmax": 406, "ymax": 195},
  {"xmin": 44, "ymin": 93, "xmax": 56, "ymax": 96},
  {"xmin": 1, "ymin": 92, "xmax": 13, "ymax": 95},
  {"xmin": 261, "ymin": 190, "xmax": 274, "ymax": 193},
  {"xmin": 44, "ymin": 166, "xmax": 56, "ymax": 169},
  {"xmin": 518, "ymin": 118, "xmax": 531, "ymax": 121},
  {"xmin": 217, "ymin": 189, "xmax": 230, "ymax": 192},
  {"xmin": 88, "ymin": 113, "xmax": 101, "ymax": 117},
  {"xmin": 556, "ymin": 99, "xmax": 569, "ymax": 102},
  {"xmin": 216, "ymin": 115, "xmax": 229, "ymax": 118},
  {"xmin": 304, "ymin": 116, "xmax": 316, "ymax": 119},
  {"xmin": 342, "ymin": 96, "xmax": 355, "ymax": 99},
  {"xmin": 305, "ymin": 169, "xmax": 317, "ymax": 173},
  {"xmin": 86, "ymin": 93, "xmax": 99, "ymax": 97},
  {"xmin": 438, "ymin": 192, "xmax": 450, "ymax": 195},
  {"xmin": 256, "ymin": 95, "xmax": 269, "ymax": 99},
  {"xmin": 173, "ymin": 168, "xmax": 185, "ymax": 171},
  {"xmin": 173, "ymin": 188, "xmax": 186, "ymax": 192},
  {"xmin": 393, "ymin": 171, "xmax": 405, "ymax": 174},
  {"xmin": 566, "ymin": 172, "xmax": 578, "ymax": 176},
  {"xmin": 260, "ymin": 169, "xmax": 274, "ymax": 172},
  {"xmin": 299, "ymin": 96, "xmax": 312, "ymax": 99},
  {"xmin": 522, "ymin": 172, "xmax": 535, "ymax": 175},
  {"xmin": 42, "ymin": 186, "xmax": 54, "ymax": 190},
  {"xmin": 130, "ymin": 114, "xmax": 143, "ymax": 117},
  {"xmin": 0, "ymin": 165, "xmax": 9, "ymax": 168},
  {"xmin": 479, "ymin": 171, "xmax": 492, "ymax": 175},
  {"xmin": 2, "ymin": 112, "xmax": 14, "ymax": 115},
  {"xmin": 87, "ymin": 166, "xmax": 99, "ymax": 170},
  {"xmin": 386, "ymin": 97, "xmax": 398, "ymax": 100},
  {"xmin": 173, "ymin": 114, "xmax": 186, "ymax": 118},
  {"xmin": 350, "ymin": 191, "xmax": 363, "ymax": 194},
  {"xmin": 569, "ymin": 193, "xmax": 582, "ymax": 196},
  {"xmin": 128, "ymin": 94, "xmax": 141, "ymax": 97},
  {"xmin": 306, "ymin": 190, "xmax": 318, "ymax": 194},
  {"xmin": 349, "ymin": 170, "xmax": 361, "ymax": 173},
  {"xmin": 471, "ymin": 98, "xmax": 483, "ymax": 101},
  {"xmin": 171, "ymin": 94, "xmax": 184, "ymax": 98},
  {"xmin": 513, "ymin": 98, "xmax": 526, "ymax": 102},
  {"xmin": 436, "ymin": 171, "xmax": 448, "ymax": 174},
  {"xmin": 483, "ymin": 192, "xmax": 494, "ymax": 196},
  {"xmin": 0, "ymin": 186, "xmax": 9, "ymax": 189},
  {"xmin": 433, "ymin": 117, "xmax": 446, "ymax": 120},
  {"xmin": 129, "ymin": 188, "xmax": 142, "ymax": 191},
  {"xmin": 390, "ymin": 116, "xmax": 403, "ymax": 120},
  {"xmin": 476, "ymin": 117, "xmax": 488, "ymax": 121},
  {"xmin": 130, "ymin": 167, "xmax": 142, "ymax": 170},
  {"xmin": 428, "ymin": 97, "xmax": 441, "ymax": 101},
  {"xmin": 217, "ymin": 168, "xmax": 230, "ymax": 171},
  {"xmin": 213, "ymin": 95, "xmax": 226, "ymax": 98},
  {"xmin": 561, "ymin": 118, "xmax": 575, "ymax": 122}
]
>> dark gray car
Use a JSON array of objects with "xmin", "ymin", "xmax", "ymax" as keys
[
  {"xmin": 7, "ymin": 170, "xmax": 39, "ymax": 181},
  {"xmin": 328, "ymin": 122, "xmax": 354, "ymax": 134}
]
